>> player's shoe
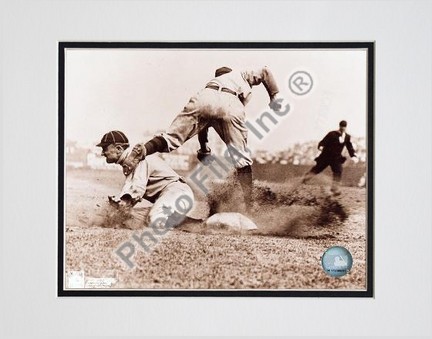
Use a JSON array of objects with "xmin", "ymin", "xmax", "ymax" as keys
[
  {"xmin": 331, "ymin": 186, "xmax": 342, "ymax": 196},
  {"xmin": 197, "ymin": 147, "xmax": 214, "ymax": 165}
]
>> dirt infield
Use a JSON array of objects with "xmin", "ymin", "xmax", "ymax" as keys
[{"xmin": 64, "ymin": 168, "xmax": 367, "ymax": 290}]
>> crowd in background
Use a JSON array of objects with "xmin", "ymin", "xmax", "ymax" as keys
[
  {"xmin": 67, "ymin": 136, "xmax": 367, "ymax": 170},
  {"xmin": 253, "ymin": 137, "xmax": 367, "ymax": 166}
]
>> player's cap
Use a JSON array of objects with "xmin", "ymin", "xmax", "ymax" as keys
[
  {"xmin": 97, "ymin": 130, "xmax": 129, "ymax": 147},
  {"xmin": 215, "ymin": 66, "xmax": 232, "ymax": 77},
  {"xmin": 339, "ymin": 120, "xmax": 347, "ymax": 127}
]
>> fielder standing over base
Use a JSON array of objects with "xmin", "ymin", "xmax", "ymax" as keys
[
  {"xmin": 302, "ymin": 120, "xmax": 358, "ymax": 195},
  {"xmin": 97, "ymin": 130, "xmax": 195, "ymax": 228},
  {"xmin": 122, "ymin": 66, "xmax": 283, "ymax": 209}
]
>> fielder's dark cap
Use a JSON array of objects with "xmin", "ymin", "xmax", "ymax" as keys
[
  {"xmin": 339, "ymin": 120, "xmax": 347, "ymax": 127},
  {"xmin": 97, "ymin": 130, "xmax": 129, "ymax": 147},
  {"xmin": 215, "ymin": 66, "xmax": 232, "ymax": 77}
]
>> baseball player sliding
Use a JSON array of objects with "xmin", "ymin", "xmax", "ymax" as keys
[
  {"xmin": 97, "ymin": 130, "xmax": 194, "ymax": 228},
  {"xmin": 121, "ymin": 65, "xmax": 283, "ymax": 210},
  {"xmin": 302, "ymin": 120, "xmax": 358, "ymax": 195}
]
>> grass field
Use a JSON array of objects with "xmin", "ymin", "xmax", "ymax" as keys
[{"xmin": 64, "ymin": 168, "xmax": 367, "ymax": 290}]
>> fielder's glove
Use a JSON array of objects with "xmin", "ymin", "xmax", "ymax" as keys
[
  {"xmin": 269, "ymin": 96, "xmax": 283, "ymax": 112},
  {"xmin": 197, "ymin": 147, "xmax": 214, "ymax": 165},
  {"xmin": 122, "ymin": 143, "xmax": 146, "ymax": 176}
]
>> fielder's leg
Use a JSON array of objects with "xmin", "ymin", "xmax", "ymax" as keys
[
  {"xmin": 198, "ymin": 127, "xmax": 210, "ymax": 152},
  {"xmin": 302, "ymin": 159, "xmax": 329, "ymax": 184},
  {"xmin": 162, "ymin": 88, "xmax": 226, "ymax": 152},
  {"xmin": 236, "ymin": 165, "xmax": 253, "ymax": 209},
  {"xmin": 330, "ymin": 161, "xmax": 343, "ymax": 195},
  {"xmin": 211, "ymin": 98, "xmax": 254, "ymax": 209},
  {"xmin": 123, "ymin": 94, "xmax": 206, "ymax": 175}
]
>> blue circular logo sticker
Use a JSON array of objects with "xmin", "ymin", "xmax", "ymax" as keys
[{"xmin": 321, "ymin": 246, "xmax": 353, "ymax": 277}]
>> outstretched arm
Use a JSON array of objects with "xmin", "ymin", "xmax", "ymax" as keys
[
  {"xmin": 243, "ymin": 66, "xmax": 280, "ymax": 99},
  {"xmin": 261, "ymin": 66, "xmax": 280, "ymax": 99},
  {"xmin": 318, "ymin": 132, "xmax": 332, "ymax": 150},
  {"xmin": 345, "ymin": 136, "xmax": 357, "ymax": 157},
  {"xmin": 120, "ymin": 161, "xmax": 149, "ymax": 201},
  {"xmin": 243, "ymin": 66, "xmax": 282, "ymax": 111},
  {"xmin": 109, "ymin": 161, "xmax": 149, "ymax": 208}
]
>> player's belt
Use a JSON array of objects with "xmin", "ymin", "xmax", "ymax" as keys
[{"xmin": 205, "ymin": 84, "xmax": 238, "ymax": 97}]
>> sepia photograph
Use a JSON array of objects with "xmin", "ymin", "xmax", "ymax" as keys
[
  {"xmin": 3, "ymin": 0, "xmax": 431, "ymax": 335},
  {"xmin": 58, "ymin": 42, "xmax": 374, "ymax": 296}
]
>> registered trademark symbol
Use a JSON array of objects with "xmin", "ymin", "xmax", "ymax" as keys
[{"xmin": 289, "ymin": 71, "xmax": 313, "ymax": 96}]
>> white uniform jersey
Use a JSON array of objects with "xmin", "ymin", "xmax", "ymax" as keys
[
  {"xmin": 206, "ymin": 66, "xmax": 279, "ymax": 105},
  {"xmin": 117, "ymin": 149, "xmax": 181, "ymax": 203}
]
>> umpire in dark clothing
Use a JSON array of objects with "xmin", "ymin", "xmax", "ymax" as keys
[{"xmin": 303, "ymin": 120, "xmax": 358, "ymax": 194}]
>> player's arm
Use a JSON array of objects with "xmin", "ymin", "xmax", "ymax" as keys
[
  {"xmin": 260, "ymin": 66, "xmax": 280, "ymax": 100},
  {"xmin": 117, "ymin": 160, "xmax": 150, "ymax": 205},
  {"xmin": 345, "ymin": 135, "xmax": 357, "ymax": 158},
  {"xmin": 318, "ymin": 132, "xmax": 332, "ymax": 150},
  {"xmin": 243, "ymin": 66, "xmax": 282, "ymax": 111}
]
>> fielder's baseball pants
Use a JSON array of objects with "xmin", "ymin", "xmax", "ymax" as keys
[
  {"xmin": 161, "ymin": 88, "xmax": 252, "ymax": 169},
  {"xmin": 310, "ymin": 158, "xmax": 343, "ymax": 188}
]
